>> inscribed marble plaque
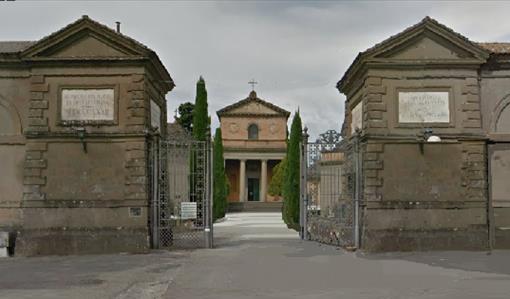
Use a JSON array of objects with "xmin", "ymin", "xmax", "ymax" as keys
[
  {"xmin": 399, "ymin": 92, "xmax": 449, "ymax": 123},
  {"xmin": 61, "ymin": 89, "xmax": 114, "ymax": 121}
]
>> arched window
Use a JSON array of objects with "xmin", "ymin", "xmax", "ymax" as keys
[{"xmin": 248, "ymin": 124, "xmax": 259, "ymax": 140}]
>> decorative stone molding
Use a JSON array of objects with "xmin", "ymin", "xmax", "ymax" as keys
[
  {"xmin": 461, "ymin": 78, "xmax": 482, "ymax": 128},
  {"xmin": 363, "ymin": 141, "xmax": 384, "ymax": 201},
  {"xmin": 26, "ymin": 75, "xmax": 49, "ymax": 134},
  {"xmin": 363, "ymin": 77, "xmax": 388, "ymax": 131},
  {"xmin": 23, "ymin": 142, "xmax": 48, "ymax": 201},
  {"xmin": 126, "ymin": 74, "xmax": 146, "ymax": 132}
]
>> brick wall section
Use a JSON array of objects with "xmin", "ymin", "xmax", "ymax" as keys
[
  {"xmin": 27, "ymin": 75, "xmax": 49, "ymax": 134},
  {"xmin": 462, "ymin": 78, "xmax": 482, "ymax": 129},
  {"xmin": 23, "ymin": 142, "xmax": 48, "ymax": 201},
  {"xmin": 124, "ymin": 141, "xmax": 147, "ymax": 200},
  {"xmin": 363, "ymin": 142, "xmax": 384, "ymax": 201},
  {"xmin": 363, "ymin": 77, "xmax": 388, "ymax": 131},
  {"xmin": 127, "ymin": 74, "xmax": 146, "ymax": 133},
  {"xmin": 461, "ymin": 142, "xmax": 487, "ymax": 201}
]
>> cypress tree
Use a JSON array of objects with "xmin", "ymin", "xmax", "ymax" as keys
[
  {"xmin": 192, "ymin": 76, "xmax": 208, "ymax": 141},
  {"xmin": 283, "ymin": 111, "xmax": 302, "ymax": 229},
  {"xmin": 190, "ymin": 77, "xmax": 209, "ymax": 206},
  {"xmin": 213, "ymin": 128, "xmax": 228, "ymax": 221},
  {"xmin": 268, "ymin": 157, "xmax": 287, "ymax": 197}
]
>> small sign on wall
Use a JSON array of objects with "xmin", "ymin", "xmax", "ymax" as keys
[
  {"xmin": 61, "ymin": 89, "xmax": 115, "ymax": 122},
  {"xmin": 180, "ymin": 202, "xmax": 197, "ymax": 220},
  {"xmin": 399, "ymin": 92, "xmax": 450, "ymax": 123},
  {"xmin": 351, "ymin": 101, "xmax": 362, "ymax": 134},
  {"xmin": 150, "ymin": 100, "xmax": 161, "ymax": 132}
]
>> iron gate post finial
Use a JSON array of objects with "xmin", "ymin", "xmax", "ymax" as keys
[
  {"xmin": 300, "ymin": 126, "xmax": 310, "ymax": 240},
  {"xmin": 205, "ymin": 125, "xmax": 214, "ymax": 248}
]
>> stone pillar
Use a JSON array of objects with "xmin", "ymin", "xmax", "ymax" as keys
[
  {"xmin": 239, "ymin": 159, "xmax": 246, "ymax": 202},
  {"xmin": 260, "ymin": 160, "xmax": 267, "ymax": 202}
]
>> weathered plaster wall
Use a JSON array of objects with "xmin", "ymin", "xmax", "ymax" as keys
[
  {"xmin": 480, "ymin": 68, "xmax": 510, "ymax": 249},
  {"xmin": 0, "ymin": 74, "xmax": 30, "ymax": 230},
  {"xmin": 360, "ymin": 141, "xmax": 488, "ymax": 251}
]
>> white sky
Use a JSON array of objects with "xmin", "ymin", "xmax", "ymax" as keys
[{"xmin": 2, "ymin": 1, "xmax": 510, "ymax": 139}]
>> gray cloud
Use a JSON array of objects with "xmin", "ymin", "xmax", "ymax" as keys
[{"xmin": 2, "ymin": 1, "xmax": 510, "ymax": 138}]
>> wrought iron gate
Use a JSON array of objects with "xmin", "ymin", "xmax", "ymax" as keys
[
  {"xmin": 150, "ymin": 135, "xmax": 213, "ymax": 249},
  {"xmin": 300, "ymin": 129, "xmax": 357, "ymax": 248}
]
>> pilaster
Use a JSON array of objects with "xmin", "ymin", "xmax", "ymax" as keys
[
  {"xmin": 124, "ymin": 141, "xmax": 148, "ymax": 200},
  {"xmin": 27, "ymin": 75, "xmax": 49, "ymax": 134},
  {"xmin": 363, "ymin": 76, "xmax": 388, "ymax": 133},
  {"xmin": 23, "ymin": 142, "xmax": 48, "ymax": 201},
  {"xmin": 126, "ymin": 74, "xmax": 147, "ymax": 132}
]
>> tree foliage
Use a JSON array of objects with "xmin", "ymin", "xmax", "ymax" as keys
[
  {"xmin": 268, "ymin": 157, "xmax": 287, "ymax": 197},
  {"xmin": 282, "ymin": 111, "xmax": 302, "ymax": 230},
  {"xmin": 175, "ymin": 102, "xmax": 194, "ymax": 133},
  {"xmin": 213, "ymin": 128, "xmax": 228, "ymax": 221},
  {"xmin": 192, "ymin": 76, "xmax": 208, "ymax": 141},
  {"xmin": 190, "ymin": 77, "xmax": 209, "ymax": 204}
]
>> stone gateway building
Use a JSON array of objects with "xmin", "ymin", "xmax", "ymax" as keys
[
  {"xmin": 331, "ymin": 17, "xmax": 510, "ymax": 251},
  {"xmin": 0, "ymin": 16, "xmax": 173, "ymax": 255},
  {"xmin": 217, "ymin": 90, "xmax": 290, "ymax": 212}
]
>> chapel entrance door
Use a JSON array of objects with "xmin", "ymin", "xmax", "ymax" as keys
[{"xmin": 247, "ymin": 178, "xmax": 260, "ymax": 201}]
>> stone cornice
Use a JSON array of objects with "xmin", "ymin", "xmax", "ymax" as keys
[
  {"xmin": 224, "ymin": 147, "xmax": 286, "ymax": 153},
  {"xmin": 2, "ymin": 15, "xmax": 174, "ymax": 92}
]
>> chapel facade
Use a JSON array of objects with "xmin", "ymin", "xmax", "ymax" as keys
[{"xmin": 217, "ymin": 90, "xmax": 290, "ymax": 211}]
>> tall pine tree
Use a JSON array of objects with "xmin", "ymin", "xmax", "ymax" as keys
[
  {"xmin": 192, "ymin": 76, "xmax": 208, "ymax": 141},
  {"xmin": 282, "ymin": 111, "xmax": 302, "ymax": 230},
  {"xmin": 213, "ymin": 128, "xmax": 228, "ymax": 221}
]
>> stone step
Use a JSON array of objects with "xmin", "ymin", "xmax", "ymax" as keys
[{"xmin": 228, "ymin": 202, "xmax": 283, "ymax": 213}]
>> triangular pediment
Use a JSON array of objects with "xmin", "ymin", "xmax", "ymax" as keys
[
  {"xmin": 217, "ymin": 91, "xmax": 290, "ymax": 118},
  {"xmin": 366, "ymin": 18, "xmax": 489, "ymax": 62},
  {"xmin": 375, "ymin": 31, "xmax": 477, "ymax": 60},
  {"xmin": 21, "ymin": 16, "xmax": 146, "ymax": 59},
  {"xmin": 377, "ymin": 35, "xmax": 474, "ymax": 60},
  {"xmin": 228, "ymin": 101, "xmax": 280, "ymax": 115},
  {"xmin": 338, "ymin": 17, "xmax": 491, "ymax": 93},
  {"xmin": 39, "ymin": 31, "xmax": 137, "ymax": 57}
]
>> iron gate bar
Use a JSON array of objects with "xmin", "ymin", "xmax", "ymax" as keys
[
  {"xmin": 151, "ymin": 133, "xmax": 213, "ymax": 250},
  {"xmin": 300, "ymin": 129, "xmax": 356, "ymax": 248}
]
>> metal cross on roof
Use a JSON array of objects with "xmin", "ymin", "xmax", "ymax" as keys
[{"xmin": 248, "ymin": 79, "xmax": 258, "ymax": 91}]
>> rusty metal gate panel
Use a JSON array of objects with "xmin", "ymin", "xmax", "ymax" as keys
[
  {"xmin": 150, "ymin": 136, "xmax": 213, "ymax": 249},
  {"xmin": 300, "ymin": 129, "xmax": 356, "ymax": 248}
]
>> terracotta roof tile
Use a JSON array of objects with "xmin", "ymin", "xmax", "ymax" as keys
[
  {"xmin": 477, "ymin": 42, "xmax": 510, "ymax": 54},
  {"xmin": 0, "ymin": 41, "xmax": 35, "ymax": 53}
]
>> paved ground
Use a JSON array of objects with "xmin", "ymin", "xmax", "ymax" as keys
[
  {"xmin": 1, "ymin": 212, "xmax": 509, "ymax": 299},
  {"xmin": 165, "ymin": 212, "xmax": 510, "ymax": 299}
]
